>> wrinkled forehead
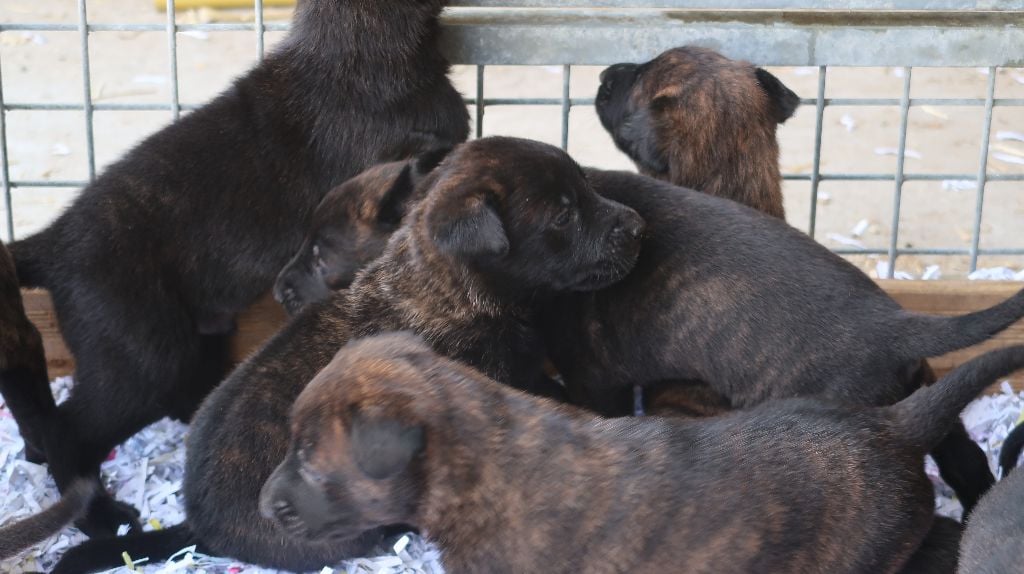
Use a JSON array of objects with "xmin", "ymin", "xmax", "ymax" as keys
[{"xmin": 447, "ymin": 141, "xmax": 586, "ymax": 197}]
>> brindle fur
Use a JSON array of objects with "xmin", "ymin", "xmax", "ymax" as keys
[
  {"xmin": 274, "ymin": 148, "xmax": 450, "ymax": 315},
  {"xmin": 542, "ymin": 169, "xmax": 1023, "ymax": 512},
  {"xmin": 596, "ymin": 46, "xmax": 798, "ymax": 218},
  {"xmin": 262, "ymin": 333, "xmax": 1024, "ymax": 574},
  {"xmin": 50, "ymin": 137, "xmax": 643, "ymax": 573},
  {"xmin": 1, "ymin": 0, "xmax": 469, "ymax": 537}
]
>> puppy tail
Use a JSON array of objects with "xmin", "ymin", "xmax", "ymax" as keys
[
  {"xmin": 0, "ymin": 479, "xmax": 97, "ymax": 560},
  {"xmin": 890, "ymin": 346, "xmax": 1024, "ymax": 454},
  {"xmin": 50, "ymin": 523, "xmax": 203, "ymax": 574},
  {"xmin": 998, "ymin": 421, "xmax": 1024, "ymax": 476},
  {"xmin": 896, "ymin": 286, "xmax": 1024, "ymax": 360},
  {"xmin": 7, "ymin": 229, "xmax": 53, "ymax": 289}
]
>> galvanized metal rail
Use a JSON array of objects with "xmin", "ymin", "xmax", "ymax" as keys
[{"xmin": 0, "ymin": 1, "xmax": 1021, "ymax": 275}]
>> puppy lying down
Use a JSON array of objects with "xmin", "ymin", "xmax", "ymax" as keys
[{"xmin": 261, "ymin": 332, "xmax": 1024, "ymax": 574}]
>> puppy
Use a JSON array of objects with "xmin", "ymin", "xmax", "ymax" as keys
[
  {"xmin": 1, "ymin": 0, "xmax": 469, "ymax": 536},
  {"xmin": 959, "ymin": 458, "xmax": 1024, "ymax": 573},
  {"xmin": 0, "ymin": 242, "xmax": 98, "ymax": 560},
  {"xmin": 542, "ymin": 169, "xmax": 1024, "ymax": 512},
  {"xmin": 900, "ymin": 517, "xmax": 961, "ymax": 574},
  {"xmin": 261, "ymin": 333, "xmax": 1024, "ymax": 574},
  {"xmin": 997, "ymin": 419, "xmax": 1024, "ymax": 473},
  {"xmin": 596, "ymin": 46, "xmax": 798, "ymax": 218},
  {"xmin": 274, "ymin": 148, "xmax": 450, "ymax": 315},
  {"xmin": 50, "ymin": 137, "xmax": 644, "ymax": 573}
]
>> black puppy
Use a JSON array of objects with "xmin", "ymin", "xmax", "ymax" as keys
[
  {"xmin": 261, "ymin": 333, "xmax": 1024, "ymax": 573},
  {"xmin": 542, "ymin": 169, "xmax": 1024, "ymax": 513},
  {"xmin": 4, "ymin": 0, "xmax": 468, "ymax": 536},
  {"xmin": 959, "ymin": 433, "xmax": 1024, "ymax": 574},
  {"xmin": 50, "ymin": 137, "xmax": 644, "ymax": 573},
  {"xmin": 274, "ymin": 148, "xmax": 450, "ymax": 315}
]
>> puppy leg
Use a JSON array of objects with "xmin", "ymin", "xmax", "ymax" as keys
[
  {"xmin": 930, "ymin": 421, "xmax": 994, "ymax": 516},
  {"xmin": 165, "ymin": 333, "xmax": 231, "ymax": 423}
]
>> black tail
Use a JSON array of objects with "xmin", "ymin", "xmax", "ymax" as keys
[
  {"xmin": 999, "ymin": 421, "xmax": 1024, "ymax": 476},
  {"xmin": 890, "ymin": 346, "xmax": 1024, "ymax": 453},
  {"xmin": 0, "ymin": 479, "xmax": 97, "ymax": 560},
  {"xmin": 51, "ymin": 523, "xmax": 202, "ymax": 574},
  {"xmin": 895, "ymin": 287, "xmax": 1024, "ymax": 360},
  {"xmin": 8, "ymin": 229, "xmax": 53, "ymax": 288}
]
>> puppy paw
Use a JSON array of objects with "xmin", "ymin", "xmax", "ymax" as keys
[{"xmin": 75, "ymin": 495, "xmax": 142, "ymax": 539}]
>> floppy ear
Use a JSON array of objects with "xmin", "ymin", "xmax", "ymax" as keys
[
  {"xmin": 350, "ymin": 410, "xmax": 424, "ymax": 480},
  {"xmin": 413, "ymin": 147, "xmax": 453, "ymax": 178},
  {"xmin": 377, "ymin": 165, "xmax": 416, "ymax": 226},
  {"xmin": 428, "ymin": 188, "xmax": 509, "ymax": 259},
  {"xmin": 754, "ymin": 68, "xmax": 800, "ymax": 124}
]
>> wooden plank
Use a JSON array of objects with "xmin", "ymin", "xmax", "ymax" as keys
[{"xmin": 20, "ymin": 280, "xmax": 1024, "ymax": 393}]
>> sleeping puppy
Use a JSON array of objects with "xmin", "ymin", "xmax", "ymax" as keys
[
  {"xmin": 274, "ymin": 148, "xmax": 450, "ymax": 315},
  {"xmin": 2, "ymin": 0, "xmax": 469, "ymax": 537},
  {"xmin": 261, "ymin": 333, "xmax": 1024, "ymax": 574},
  {"xmin": 50, "ymin": 137, "xmax": 644, "ymax": 573},
  {"xmin": 541, "ymin": 169, "xmax": 1023, "ymax": 513},
  {"xmin": 596, "ymin": 46, "xmax": 798, "ymax": 218}
]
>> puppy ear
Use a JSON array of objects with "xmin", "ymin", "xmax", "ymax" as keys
[
  {"xmin": 350, "ymin": 410, "xmax": 424, "ymax": 480},
  {"xmin": 754, "ymin": 68, "xmax": 800, "ymax": 124},
  {"xmin": 429, "ymin": 188, "xmax": 509, "ymax": 259},
  {"xmin": 413, "ymin": 147, "xmax": 453, "ymax": 178},
  {"xmin": 377, "ymin": 165, "xmax": 416, "ymax": 226}
]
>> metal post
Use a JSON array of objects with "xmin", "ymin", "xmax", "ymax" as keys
[
  {"xmin": 561, "ymin": 64, "xmax": 571, "ymax": 150},
  {"xmin": 475, "ymin": 65, "xmax": 485, "ymax": 138},
  {"xmin": 808, "ymin": 66, "xmax": 826, "ymax": 238},
  {"xmin": 255, "ymin": 0, "xmax": 266, "ymax": 60},
  {"xmin": 78, "ymin": 0, "xmax": 96, "ymax": 181},
  {"xmin": 886, "ymin": 67, "xmax": 912, "ymax": 279},
  {"xmin": 166, "ymin": 0, "xmax": 180, "ymax": 121},
  {"xmin": 0, "ymin": 57, "xmax": 12, "ymax": 241},
  {"xmin": 969, "ymin": 67, "xmax": 997, "ymax": 273}
]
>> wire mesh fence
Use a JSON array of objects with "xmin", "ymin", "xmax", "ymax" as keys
[{"xmin": 0, "ymin": 1, "xmax": 1021, "ymax": 277}]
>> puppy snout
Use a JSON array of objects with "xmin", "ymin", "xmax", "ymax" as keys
[
  {"xmin": 612, "ymin": 209, "xmax": 646, "ymax": 241},
  {"xmin": 600, "ymin": 63, "xmax": 638, "ymax": 86}
]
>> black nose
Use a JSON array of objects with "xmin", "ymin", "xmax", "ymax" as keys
[
  {"xmin": 600, "ymin": 63, "xmax": 637, "ymax": 86},
  {"xmin": 612, "ymin": 209, "xmax": 645, "ymax": 240}
]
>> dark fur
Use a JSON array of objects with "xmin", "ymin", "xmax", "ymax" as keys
[
  {"xmin": 959, "ymin": 466, "xmax": 1024, "ymax": 573},
  {"xmin": 262, "ymin": 333, "xmax": 1024, "ymax": 574},
  {"xmin": 50, "ymin": 137, "xmax": 643, "ymax": 573},
  {"xmin": 542, "ymin": 169, "xmax": 1023, "ymax": 511},
  {"xmin": 596, "ymin": 46, "xmax": 798, "ymax": 218},
  {"xmin": 997, "ymin": 420, "xmax": 1024, "ymax": 474},
  {"xmin": 2, "ymin": 0, "xmax": 469, "ymax": 537},
  {"xmin": 0, "ymin": 242, "xmax": 97, "ymax": 560},
  {"xmin": 898, "ymin": 516, "xmax": 961, "ymax": 574},
  {"xmin": 274, "ymin": 148, "xmax": 450, "ymax": 315},
  {"xmin": 0, "ymin": 480, "xmax": 97, "ymax": 560}
]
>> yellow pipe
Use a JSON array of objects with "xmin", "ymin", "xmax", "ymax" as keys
[{"xmin": 155, "ymin": 0, "xmax": 294, "ymax": 10}]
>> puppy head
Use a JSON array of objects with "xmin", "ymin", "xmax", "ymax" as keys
[
  {"xmin": 415, "ymin": 136, "xmax": 646, "ymax": 294},
  {"xmin": 595, "ymin": 46, "xmax": 799, "ymax": 179},
  {"xmin": 259, "ymin": 333, "xmax": 437, "ymax": 543},
  {"xmin": 273, "ymin": 149, "xmax": 450, "ymax": 315}
]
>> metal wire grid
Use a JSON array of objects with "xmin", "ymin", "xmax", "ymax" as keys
[{"xmin": 0, "ymin": 1, "xmax": 1022, "ymax": 278}]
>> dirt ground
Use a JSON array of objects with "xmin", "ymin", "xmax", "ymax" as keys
[{"xmin": 1, "ymin": 0, "xmax": 1022, "ymax": 278}]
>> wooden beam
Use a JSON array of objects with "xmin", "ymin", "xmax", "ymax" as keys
[{"xmin": 20, "ymin": 280, "xmax": 1024, "ymax": 393}]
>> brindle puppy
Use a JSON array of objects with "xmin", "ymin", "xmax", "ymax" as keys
[
  {"xmin": 261, "ymin": 333, "xmax": 1024, "ymax": 574},
  {"xmin": 959, "ymin": 462, "xmax": 1024, "ymax": 573},
  {"xmin": 274, "ymin": 148, "xmax": 450, "ymax": 315},
  {"xmin": 2, "ymin": 0, "xmax": 469, "ymax": 537},
  {"xmin": 50, "ymin": 137, "xmax": 644, "ymax": 573},
  {"xmin": 596, "ymin": 46, "xmax": 798, "ymax": 218},
  {"xmin": 542, "ymin": 169, "xmax": 1024, "ymax": 513}
]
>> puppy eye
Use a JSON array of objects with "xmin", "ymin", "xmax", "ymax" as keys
[{"xmin": 553, "ymin": 208, "xmax": 572, "ymax": 228}]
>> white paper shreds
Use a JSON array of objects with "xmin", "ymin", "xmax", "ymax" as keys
[{"xmin": 0, "ymin": 377, "xmax": 444, "ymax": 574}]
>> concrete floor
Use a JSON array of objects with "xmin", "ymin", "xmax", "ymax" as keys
[{"xmin": 1, "ymin": 0, "xmax": 1022, "ymax": 277}]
